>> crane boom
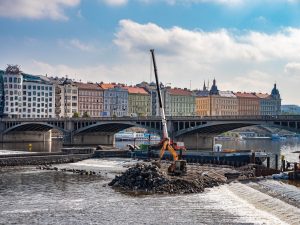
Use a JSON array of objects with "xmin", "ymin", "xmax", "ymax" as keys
[
  {"xmin": 150, "ymin": 49, "xmax": 168, "ymax": 140},
  {"xmin": 149, "ymin": 49, "xmax": 187, "ymax": 175}
]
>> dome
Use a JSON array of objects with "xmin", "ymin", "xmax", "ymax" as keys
[{"xmin": 271, "ymin": 83, "xmax": 280, "ymax": 99}]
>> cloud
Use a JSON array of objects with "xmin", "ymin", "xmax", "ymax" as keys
[
  {"xmin": 27, "ymin": 59, "xmax": 149, "ymax": 85},
  {"xmin": 113, "ymin": 20, "xmax": 300, "ymax": 103},
  {"xmin": 57, "ymin": 38, "xmax": 95, "ymax": 52},
  {"xmin": 69, "ymin": 39, "xmax": 94, "ymax": 52},
  {"xmin": 102, "ymin": 0, "xmax": 300, "ymax": 7},
  {"xmin": 115, "ymin": 20, "xmax": 300, "ymax": 63},
  {"xmin": 284, "ymin": 62, "xmax": 300, "ymax": 75},
  {"xmin": 101, "ymin": 0, "xmax": 128, "ymax": 6},
  {"xmin": 0, "ymin": 0, "xmax": 80, "ymax": 20}
]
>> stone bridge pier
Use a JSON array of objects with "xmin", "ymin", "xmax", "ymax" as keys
[
  {"xmin": 0, "ymin": 131, "xmax": 52, "ymax": 143},
  {"xmin": 174, "ymin": 133, "xmax": 215, "ymax": 150},
  {"xmin": 67, "ymin": 132, "xmax": 115, "ymax": 146}
]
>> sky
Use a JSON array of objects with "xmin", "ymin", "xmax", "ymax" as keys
[{"xmin": 0, "ymin": 0, "xmax": 300, "ymax": 104}]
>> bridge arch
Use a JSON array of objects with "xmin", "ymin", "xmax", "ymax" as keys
[
  {"xmin": 73, "ymin": 121, "xmax": 161, "ymax": 135},
  {"xmin": 3, "ymin": 122, "xmax": 67, "ymax": 134},
  {"xmin": 174, "ymin": 121, "xmax": 265, "ymax": 137}
]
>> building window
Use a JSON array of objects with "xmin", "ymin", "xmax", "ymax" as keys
[{"xmin": 9, "ymin": 77, "xmax": 12, "ymax": 83}]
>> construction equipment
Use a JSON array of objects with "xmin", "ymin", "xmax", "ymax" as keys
[{"xmin": 150, "ymin": 49, "xmax": 187, "ymax": 175}]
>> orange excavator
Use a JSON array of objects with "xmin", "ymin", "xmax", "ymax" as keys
[{"xmin": 150, "ymin": 49, "xmax": 187, "ymax": 175}]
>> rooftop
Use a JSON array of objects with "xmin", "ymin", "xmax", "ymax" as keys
[
  {"xmin": 75, "ymin": 82, "xmax": 103, "ymax": 90},
  {"xmin": 219, "ymin": 91, "xmax": 236, "ymax": 98},
  {"xmin": 255, "ymin": 93, "xmax": 271, "ymax": 99},
  {"xmin": 99, "ymin": 83, "xmax": 116, "ymax": 89},
  {"xmin": 234, "ymin": 92, "xmax": 259, "ymax": 98},
  {"xmin": 168, "ymin": 88, "xmax": 193, "ymax": 96},
  {"xmin": 123, "ymin": 86, "xmax": 149, "ymax": 95}
]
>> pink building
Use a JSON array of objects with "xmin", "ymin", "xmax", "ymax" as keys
[{"xmin": 75, "ymin": 82, "xmax": 104, "ymax": 117}]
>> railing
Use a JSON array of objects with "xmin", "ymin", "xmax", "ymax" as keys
[{"xmin": 1, "ymin": 115, "xmax": 300, "ymax": 122}]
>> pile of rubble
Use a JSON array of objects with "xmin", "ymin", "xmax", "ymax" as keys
[{"xmin": 108, "ymin": 163, "xmax": 226, "ymax": 194}]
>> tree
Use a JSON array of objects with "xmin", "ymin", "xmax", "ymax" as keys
[
  {"xmin": 72, "ymin": 112, "xmax": 79, "ymax": 118},
  {"xmin": 82, "ymin": 111, "xmax": 90, "ymax": 118}
]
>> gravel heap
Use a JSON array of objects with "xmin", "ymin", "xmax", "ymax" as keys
[{"xmin": 108, "ymin": 163, "xmax": 225, "ymax": 194}]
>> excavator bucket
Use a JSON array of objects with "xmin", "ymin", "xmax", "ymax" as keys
[{"xmin": 168, "ymin": 160, "xmax": 187, "ymax": 175}]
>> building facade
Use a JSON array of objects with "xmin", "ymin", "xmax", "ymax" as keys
[
  {"xmin": 76, "ymin": 82, "xmax": 104, "ymax": 117},
  {"xmin": 281, "ymin": 105, "xmax": 300, "ymax": 115},
  {"xmin": 3, "ymin": 65, "xmax": 55, "ymax": 118},
  {"xmin": 165, "ymin": 88, "xmax": 195, "ymax": 116},
  {"xmin": 100, "ymin": 83, "xmax": 128, "ymax": 117},
  {"xmin": 123, "ymin": 86, "xmax": 150, "ymax": 116},
  {"xmin": 195, "ymin": 80, "xmax": 238, "ymax": 116},
  {"xmin": 50, "ymin": 77, "xmax": 79, "ymax": 118},
  {"xmin": 234, "ymin": 92, "xmax": 260, "ymax": 116},
  {"xmin": 0, "ymin": 70, "xmax": 4, "ymax": 116}
]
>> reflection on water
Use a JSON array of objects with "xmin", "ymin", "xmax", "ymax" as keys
[{"xmin": 0, "ymin": 140, "xmax": 63, "ymax": 153}]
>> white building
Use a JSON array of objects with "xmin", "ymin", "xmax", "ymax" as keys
[
  {"xmin": 3, "ymin": 65, "xmax": 55, "ymax": 118},
  {"xmin": 50, "ymin": 77, "xmax": 78, "ymax": 118}
]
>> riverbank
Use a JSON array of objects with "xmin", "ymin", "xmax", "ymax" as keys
[{"xmin": 0, "ymin": 152, "xmax": 93, "ymax": 166}]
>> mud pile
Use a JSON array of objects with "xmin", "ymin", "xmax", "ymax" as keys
[{"xmin": 108, "ymin": 163, "xmax": 225, "ymax": 194}]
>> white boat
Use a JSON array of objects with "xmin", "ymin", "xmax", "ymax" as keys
[{"xmin": 115, "ymin": 132, "xmax": 160, "ymax": 141}]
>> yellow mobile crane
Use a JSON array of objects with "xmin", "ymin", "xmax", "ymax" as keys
[{"xmin": 150, "ymin": 49, "xmax": 187, "ymax": 175}]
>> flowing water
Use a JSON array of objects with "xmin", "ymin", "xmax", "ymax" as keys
[
  {"xmin": 0, "ymin": 139, "xmax": 300, "ymax": 224},
  {"xmin": 0, "ymin": 158, "xmax": 300, "ymax": 225}
]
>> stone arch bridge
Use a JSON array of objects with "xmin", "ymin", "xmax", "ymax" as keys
[{"xmin": 0, "ymin": 115, "xmax": 299, "ymax": 149}]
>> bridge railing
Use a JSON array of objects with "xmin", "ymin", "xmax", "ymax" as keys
[{"xmin": 1, "ymin": 115, "xmax": 300, "ymax": 122}]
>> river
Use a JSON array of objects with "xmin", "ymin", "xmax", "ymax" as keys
[{"xmin": 0, "ymin": 139, "xmax": 300, "ymax": 224}]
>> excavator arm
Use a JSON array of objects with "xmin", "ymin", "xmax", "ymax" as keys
[{"xmin": 159, "ymin": 138, "xmax": 179, "ymax": 161}]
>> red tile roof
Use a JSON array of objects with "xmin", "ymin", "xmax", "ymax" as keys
[
  {"xmin": 75, "ymin": 82, "xmax": 103, "ymax": 90},
  {"xmin": 234, "ymin": 92, "xmax": 258, "ymax": 98},
  {"xmin": 123, "ymin": 86, "xmax": 149, "ymax": 95},
  {"xmin": 168, "ymin": 88, "xmax": 192, "ymax": 96}
]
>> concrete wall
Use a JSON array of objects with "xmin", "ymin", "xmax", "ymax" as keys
[
  {"xmin": 0, "ymin": 131, "xmax": 52, "ymax": 142},
  {"xmin": 72, "ymin": 132, "xmax": 115, "ymax": 146},
  {"xmin": 175, "ymin": 133, "xmax": 214, "ymax": 150}
]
